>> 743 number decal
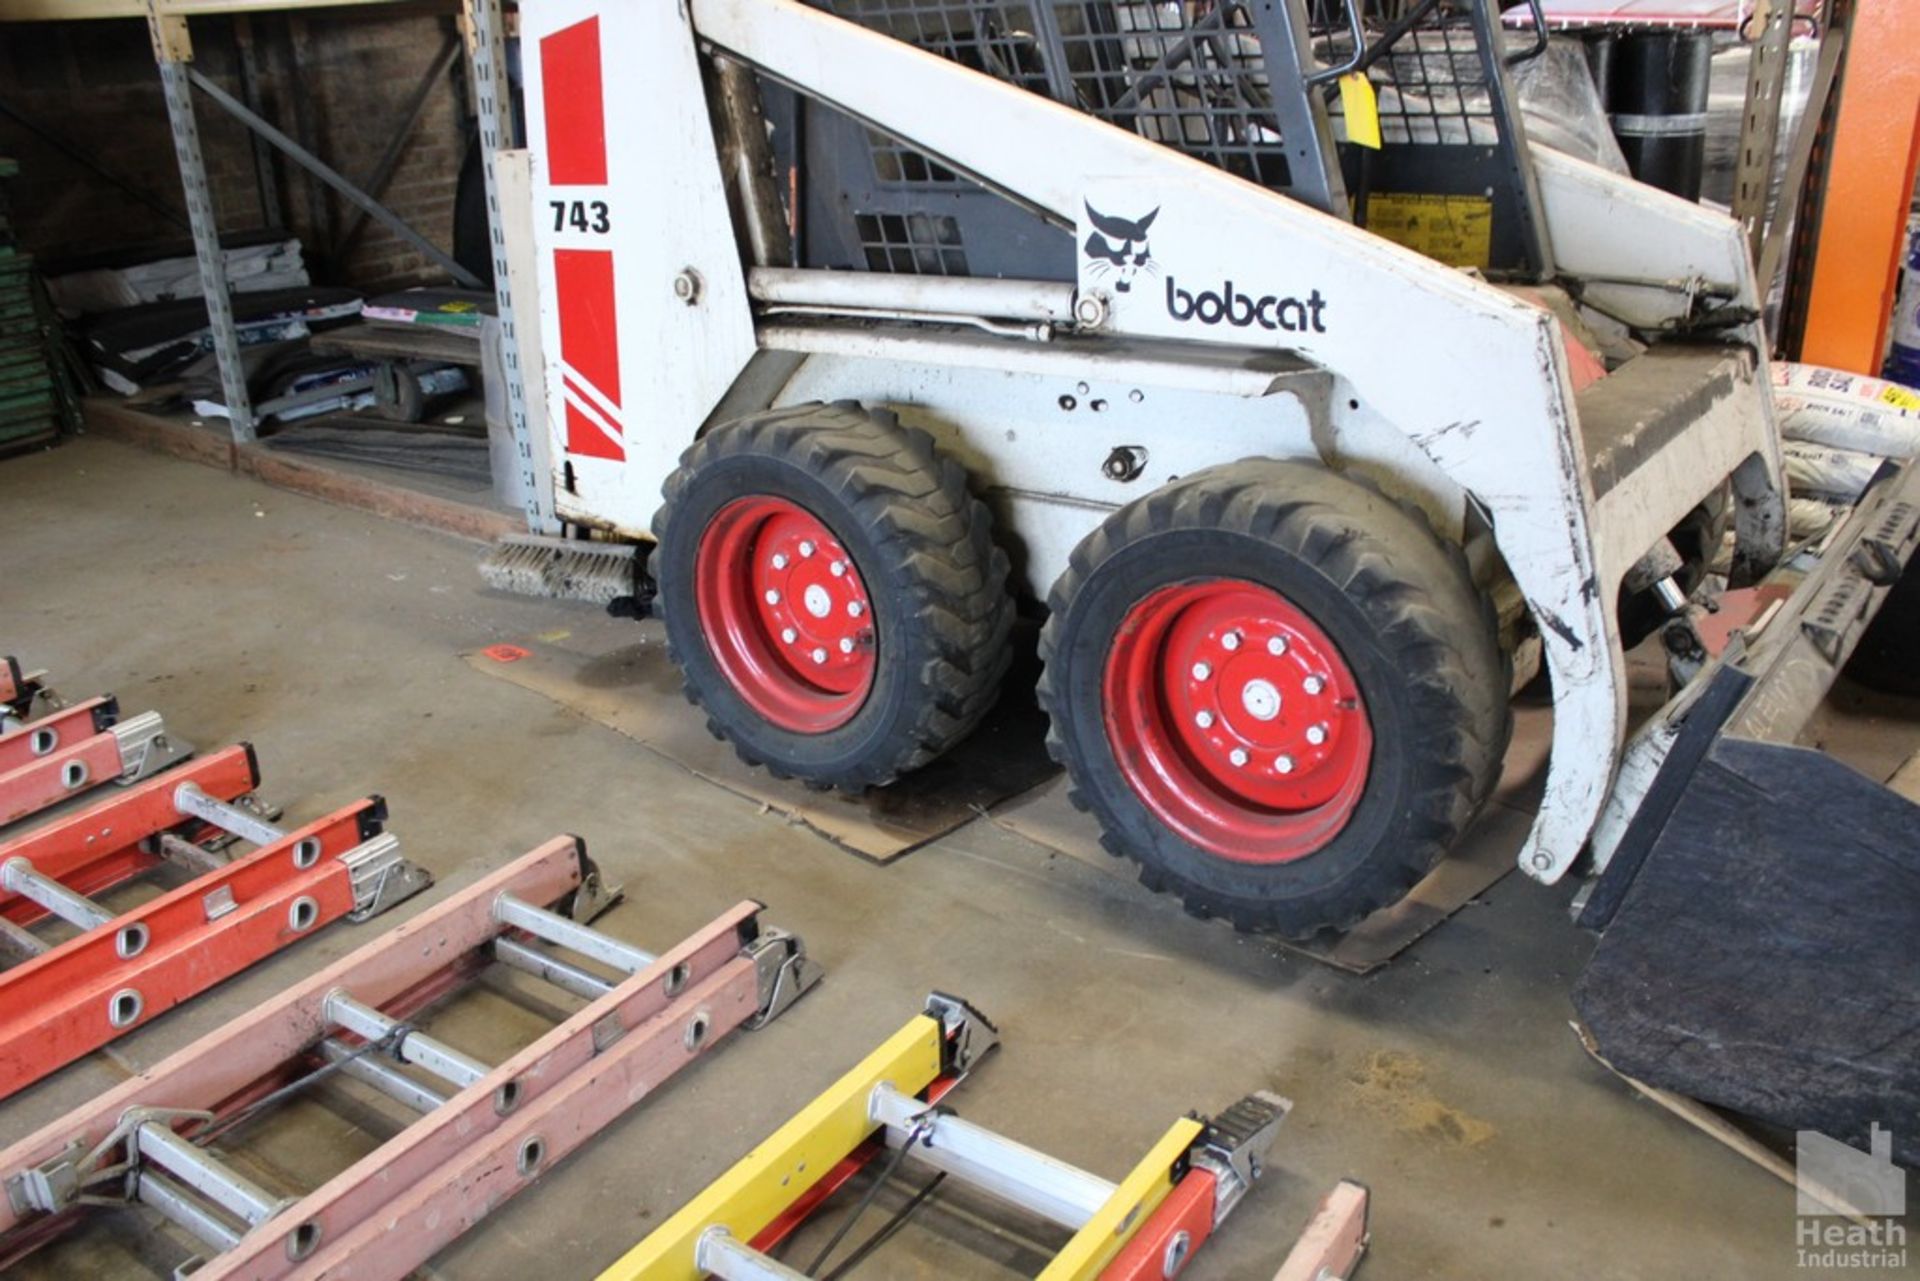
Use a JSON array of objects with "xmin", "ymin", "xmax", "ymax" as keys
[{"xmin": 551, "ymin": 200, "xmax": 610, "ymax": 234}]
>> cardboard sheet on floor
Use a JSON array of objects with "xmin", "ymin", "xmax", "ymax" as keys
[
  {"xmin": 989, "ymin": 701, "xmax": 1554, "ymax": 973},
  {"xmin": 466, "ymin": 632, "xmax": 1058, "ymax": 862}
]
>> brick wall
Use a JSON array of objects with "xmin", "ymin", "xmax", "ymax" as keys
[{"xmin": 0, "ymin": 4, "xmax": 469, "ymax": 295}]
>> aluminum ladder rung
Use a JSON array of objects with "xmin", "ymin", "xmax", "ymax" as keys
[
  {"xmin": 869, "ymin": 1082, "xmax": 1115, "ymax": 1230},
  {"xmin": 1, "ymin": 857, "xmax": 112, "ymax": 932},
  {"xmin": 155, "ymin": 833, "xmax": 226, "ymax": 878},
  {"xmin": 493, "ymin": 892, "xmax": 655, "ymax": 974},
  {"xmin": 0, "ymin": 915, "xmax": 49, "ymax": 963},
  {"xmin": 136, "ymin": 1168, "xmax": 244, "ymax": 1253},
  {"xmin": 135, "ymin": 1123, "xmax": 286, "ymax": 1227},
  {"xmin": 172, "ymin": 783, "xmax": 283, "ymax": 848},
  {"xmin": 318, "ymin": 1039, "xmax": 451, "ymax": 1113},
  {"xmin": 323, "ymin": 990, "xmax": 489, "ymax": 1090},
  {"xmin": 697, "ymin": 1228, "xmax": 811, "ymax": 1281},
  {"xmin": 492, "ymin": 935, "xmax": 615, "ymax": 1000}
]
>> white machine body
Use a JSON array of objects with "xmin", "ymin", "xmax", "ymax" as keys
[{"xmin": 519, "ymin": 0, "xmax": 1786, "ymax": 885}]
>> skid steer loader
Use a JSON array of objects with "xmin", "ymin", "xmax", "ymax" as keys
[{"xmin": 505, "ymin": 0, "xmax": 1920, "ymax": 1156}]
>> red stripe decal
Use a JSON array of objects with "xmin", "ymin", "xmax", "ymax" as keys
[
  {"xmin": 540, "ymin": 18, "xmax": 608, "ymax": 186},
  {"xmin": 555, "ymin": 248, "xmax": 624, "ymax": 462}
]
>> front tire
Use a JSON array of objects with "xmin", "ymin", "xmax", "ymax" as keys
[
  {"xmin": 652, "ymin": 403, "xmax": 1013, "ymax": 789},
  {"xmin": 1038, "ymin": 460, "xmax": 1510, "ymax": 937}
]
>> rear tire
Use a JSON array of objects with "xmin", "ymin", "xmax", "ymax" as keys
[
  {"xmin": 1037, "ymin": 460, "xmax": 1510, "ymax": 937},
  {"xmin": 652, "ymin": 403, "xmax": 1013, "ymax": 788}
]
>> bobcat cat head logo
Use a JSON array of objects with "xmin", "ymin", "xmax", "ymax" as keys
[{"xmin": 1082, "ymin": 202, "xmax": 1159, "ymax": 293}]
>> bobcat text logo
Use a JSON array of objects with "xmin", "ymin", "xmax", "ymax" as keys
[
  {"xmin": 1166, "ymin": 278, "xmax": 1329, "ymax": 334},
  {"xmin": 1082, "ymin": 202, "xmax": 1159, "ymax": 294}
]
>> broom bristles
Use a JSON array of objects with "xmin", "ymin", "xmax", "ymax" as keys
[{"xmin": 478, "ymin": 534, "xmax": 641, "ymax": 605}]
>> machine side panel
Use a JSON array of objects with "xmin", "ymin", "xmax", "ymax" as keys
[{"xmin": 524, "ymin": 1, "xmax": 758, "ymax": 534}]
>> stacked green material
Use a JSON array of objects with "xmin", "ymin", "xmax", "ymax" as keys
[{"xmin": 0, "ymin": 158, "xmax": 73, "ymax": 454}]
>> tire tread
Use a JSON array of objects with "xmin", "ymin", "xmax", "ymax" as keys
[
  {"xmin": 652, "ymin": 404, "xmax": 1013, "ymax": 788},
  {"xmin": 1036, "ymin": 459, "xmax": 1511, "ymax": 937}
]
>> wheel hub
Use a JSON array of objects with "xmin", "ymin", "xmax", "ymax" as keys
[
  {"xmin": 1169, "ymin": 608, "xmax": 1360, "ymax": 812},
  {"xmin": 1102, "ymin": 579, "xmax": 1373, "ymax": 863},
  {"xmin": 694, "ymin": 497, "xmax": 877, "ymax": 733},
  {"xmin": 1240, "ymin": 678, "xmax": 1281, "ymax": 722}
]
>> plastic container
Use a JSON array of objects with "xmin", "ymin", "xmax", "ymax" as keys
[{"xmin": 1885, "ymin": 217, "xmax": 1920, "ymax": 387}]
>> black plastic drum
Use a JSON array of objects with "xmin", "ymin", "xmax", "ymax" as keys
[{"xmin": 1610, "ymin": 31, "xmax": 1713, "ymax": 201}]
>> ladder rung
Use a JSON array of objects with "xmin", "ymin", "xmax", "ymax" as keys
[
  {"xmin": 0, "ymin": 914, "xmax": 49, "ymax": 963},
  {"xmin": 172, "ymin": 782, "xmax": 284, "ymax": 847},
  {"xmin": 319, "ymin": 1039, "xmax": 449, "ymax": 1112},
  {"xmin": 155, "ymin": 832, "xmax": 227, "ymax": 878},
  {"xmin": 494, "ymin": 892, "xmax": 654, "ymax": 974},
  {"xmin": 493, "ymin": 936, "xmax": 615, "ymax": 1000},
  {"xmin": 135, "ymin": 1168, "xmax": 244, "ymax": 1252},
  {"xmin": 324, "ymin": 990, "xmax": 489, "ymax": 1089},
  {"xmin": 1, "ymin": 857, "xmax": 111, "ymax": 931},
  {"xmin": 696, "ymin": 1227, "xmax": 810, "ymax": 1281},
  {"xmin": 870, "ymin": 1082, "xmax": 1115, "ymax": 1230},
  {"xmin": 135, "ymin": 1123, "xmax": 284, "ymax": 1227}
]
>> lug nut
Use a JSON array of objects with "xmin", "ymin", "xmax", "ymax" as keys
[
  {"xmin": 1229, "ymin": 748, "xmax": 1249, "ymax": 767},
  {"xmin": 1191, "ymin": 661, "xmax": 1212, "ymax": 681},
  {"xmin": 1306, "ymin": 723, "xmax": 1329, "ymax": 745},
  {"xmin": 1303, "ymin": 675, "xmax": 1325, "ymax": 695},
  {"xmin": 839, "ymin": 637, "xmax": 854, "ymax": 654},
  {"xmin": 1267, "ymin": 636, "xmax": 1288, "ymax": 657},
  {"xmin": 1195, "ymin": 710, "xmax": 1214, "ymax": 729},
  {"xmin": 1276, "ymin": 755, "xmax": 1295, "ymax": 774},
  {"xmin": 799, "ymin": 541, "xmax": 816, "ymax": 557},
  {"xmin": 781, "ymin": 628, "xmax": 797, "ymax": 644},
  {"xmin": 764, "ymin": 589, "xmax": 781, "ymax": 606},
  {"xmin": 771, "ymin": 553, "xmax": 788, "ymax": 570},
  {"xmin": 848, "ymin": 601, "xmax": 865, "ymax": 618},
  {"xmin": 1221, "ymin": 631, "xmax": 1241, "ymax": 651},
  {"xmin": 811, "ymin": 648, "xmax": 827, "ymax": 664},
  {"xmin": 831, "ymin": 561, "xmax": 847, "ymax": 577}
]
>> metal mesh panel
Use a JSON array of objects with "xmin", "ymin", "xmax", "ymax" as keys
[
  {"xmin": 866, "ymin": 131, "xmax": 963, "ymax": 185},
  {"xmin": 854, "ymin": 211, "xmax": 973, "ymax": 274},
  {"xmin": 791, "ymin": 1, "xmax": 1542, "ymax": 275},
  {"xmin": 1051, "ymin": 3, "xmax": 1295, "ymax": 186},
  {"xmin": 813, "ymin": 1, "xmax": 1301, "ymax": 188},
  {"xmin": 1317, "ymin": 6, "xmax": 1502, "ymax": 147}
]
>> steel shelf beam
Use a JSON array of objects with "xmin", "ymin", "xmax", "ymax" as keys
[{"xmin": 2, "ymin": 0, "xmax": 542, "ymax": 528}]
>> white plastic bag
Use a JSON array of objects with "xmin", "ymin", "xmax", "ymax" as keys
[
  {"xmin": 1781, "ymin": 440, "xmax": 1885, "ymax": 502},
  {"xmin": 1787, "ymin": 496, "xmax": 1844, "ymax": 541},
  {"xmin": 1772, "ymin": 362, "xmax": 1920, "ymax": 456},
  {"xmin": 1510, "ymin": 38, "xmax": 1630, "ymax": 175}
]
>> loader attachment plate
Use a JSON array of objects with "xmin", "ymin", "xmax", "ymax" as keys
[{"xmin": 1574, "ymin": 460, "xmax": 1920, "ymax": 1161}]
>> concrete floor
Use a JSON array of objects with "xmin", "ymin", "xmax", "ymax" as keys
[{"xmin": 0, "ymin": 436, "xmax": 1911, "ymax": 1280}]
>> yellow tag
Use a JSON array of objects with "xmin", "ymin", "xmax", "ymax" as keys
[
  {"xmin": 1340, "ymin": 72, "xmax": 1382, "ymax": 150},
  {"xmin": 1878, "ymin": 384, "xmax": 1920, "ymax": 412}
]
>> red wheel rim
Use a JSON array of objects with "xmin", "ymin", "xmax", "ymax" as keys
[
  {"xmin": 694, "ymin": 496, "xmax": 877, "ymax": 734},
  {"xmin": 1102, "ymin": 579, "xmax": 1373, "ymax": 863}
]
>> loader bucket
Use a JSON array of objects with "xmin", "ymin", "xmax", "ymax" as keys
[{"xmin": 1573, "ymin": 461, "xmax": 1920, "ymax": 1163}]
